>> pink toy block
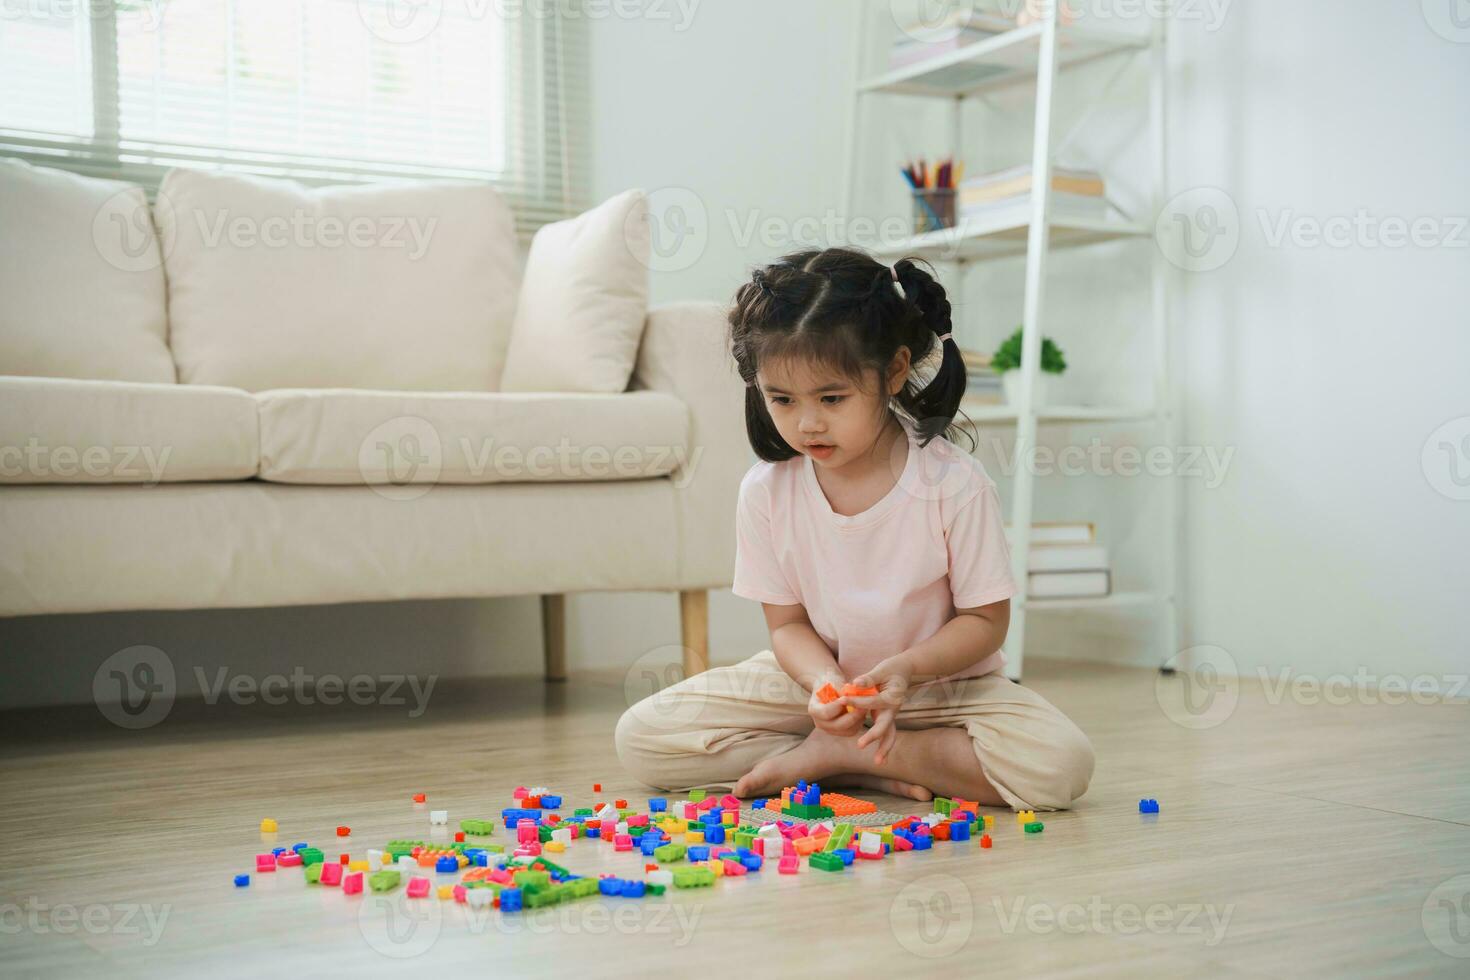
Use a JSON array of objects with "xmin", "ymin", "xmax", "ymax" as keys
[
  {"xmin": 782, "ymin": 839, "xmax": 796, "ymax": 857},
  {"xmin": 320, "ymin": 862, "xmax": 343, "ymax": 886},
  {"xmin": 614, "ymin": 833, "xmax": 633, "ymax": 851},
  {"xmin": 343, "ymin": 872, "xmax": 363, "ymax": 895},
  {"xmin": 256, "ymin": 854, "xmax": 276, "ymax": 873},
  {"xmin": 751, "ymin": 838, "xmax": 765, "ymax": 856},
  {"xmin": 490, "ymin": 869, "xmax": 513, "ymax": 884},
  {"xmin": 600, "ymin": 818, "xmax": 617, "ymax": 837},
  {"xmin": 513, "ymin": 786, "xmax": 528, "ymax": 797},
  {"xmin": 698, "ymin": 797, "xmax": 716, "ymax": 811},
  {"xmin": 778, "ymin": 856, "xmax": 799, "ymax": 874},
  {"xmin": 452, "ymin": 885, "xmax": 467, "ymax": 904},
  {"xmin": 723, "ymin": 860, "xmax": 747, "ymax": 877},
  {"xmin": 517, "ymin": 819, "xmax": 538, "ymax": 844},
  {"xmin": 513, "ymin": 844, "xmax": 541, "ymax": 857},
  {"xmin": 628, "ymin": 814, "xmax": 649, "ymax": 828},
  {"xmin": 892, "ymin": 835, "xmax": 914, "ymax": 851},
  {"xmin": 406, "ymin": 877, "xmax": 430, "ymax": 898},
  {"xmin": 682, "ymin": 803, "xmax": 696, "ymax": 820},
  {"xmin": 277, "ymin": 853, "xmax": 303, "ymax": 867},
  {"xmin": 719, "ymin": 794, "xmax": 741, "ymax": 810}
]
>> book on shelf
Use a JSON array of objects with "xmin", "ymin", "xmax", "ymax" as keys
[
  {"xmin": 959, "ymin": 190, "xmax": 1112, "ymax": 223},
  {"xmin": 960, "ymin": 164, "xmax": 1105, "ymax": 205},
  {"xmin": 1004, "ymin": 522, "xmax": 1096, "ymax": 545},
  {"xmin": 1026, "ymin": 543, "xmax": 1109, "ymax": 572},
  {"xmin": 1027, "ymin": 570, "xmax": 1111, "ymax": 598}
]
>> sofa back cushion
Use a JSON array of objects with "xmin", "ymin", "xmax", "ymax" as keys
[
  {"xmin": 157, "ymin": 168, "xmax": 520, "ymax": 392},
  {"xmin": 0, "ymin": 157, "xmax": 175, "ymax": 383}
]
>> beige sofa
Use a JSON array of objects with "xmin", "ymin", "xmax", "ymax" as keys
[{"xmin": 0, "ymin": 158, "xmax": 746, "ymax": 676}]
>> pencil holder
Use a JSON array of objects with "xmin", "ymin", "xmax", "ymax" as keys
[{"xmin": 912, "ymin": 188, "xmax": 956, "ymax": 234}]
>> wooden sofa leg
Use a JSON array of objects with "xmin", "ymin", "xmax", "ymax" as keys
[
  {"xmin": 541, "ymin": 594, "xmax": 567, "ymax": 682},
  {"xmin": 679, "ymin": 589, "xmax": 710, "ymax": 676}
]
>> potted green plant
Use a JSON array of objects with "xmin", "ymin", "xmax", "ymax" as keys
[{"xmin": 992, "ymin": 326, "xmax": 1066, "ymax": 407}]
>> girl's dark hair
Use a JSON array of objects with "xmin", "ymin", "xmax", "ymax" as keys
[{"xmin": 727, "ymin": 246, "xmax": 973, "ymax": 462}]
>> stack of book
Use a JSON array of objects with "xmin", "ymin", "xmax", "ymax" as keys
[
  {"xmin": 1003, "ymin": 521, "xmax": 1112, "ymax": 598},
  {"xmin": 958, "ymin": 164, "xmax": 1109, "ymax": 224},
  {"xmin": 959, "ymin": 347, "xmax": 1002, "ymax": 403},
  {"xmin": 888, "ymin": 10, "xmax": 1017, "ymax": 88}
]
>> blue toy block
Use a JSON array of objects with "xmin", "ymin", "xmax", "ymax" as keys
[
  {"xmin": 1139, "ymin": 798, "xmax": 1160, "ymax": 813},
  {"xmin": 640, "ymin": 838, "xmax": 660, "ymax": 856},
  {"xmin": 741, "ymin": 854, "xmax": 762, "ymax": 871},
  {"xmin": 833, "ymin": 848, "xmax": 854, "ymax": 866},
  {"xmin": 499, "ymin": 887, "xmax": 522, "ymax": 912},
  {"xmin": 586, "ymin": 826, "xmax": 600, "ymax": 838},
  {"xmin": 950, "ymin": 821, "xmax": 971, "ymax": 842},
  {"xmin": 272, "ymin": 847, "xmax": 287, "ymax": 857},
  {"xmin": 619, "ymin": 880, "xmax": 646, "ymax": 898},
  {"xmin": 599, "ymin": 878, "xmax": 622, "ymax": 896},
  {"xmin": 234, "ymin": 874, "xmax": 250, "ymax": 887},
  {"xmin": 649, "ymin": 798, "xmax": 668, "ymax": 812},
  {"xmin": 912, "ymin": 835, "xmax": 933, "ymax": 851},
  {"xmin": 540, "ymin": 795, "xmax": 561, "ymax": 809},
  {"xmin": 704, "ymin": 825, "xmax": 725, "ymax": 845},
  {"xmin": 955, "ymin": 810, "xmax": 976, "ymax": 823},
  {"xmin": 796, "ymin": 780, "xmax": 807, "ymax": 791},
  {"xmin": 472, "ymin": 852, "xmax": 489, "ymax": 867},
  {"xmin": 435, "ymin": 856, "xmax": 458, "ymax": 873},
  {"xmin": 753, "ymin": 798, "xmax": 767, "ymax": 810},
  {"xmin": 688, "ymin": 845, "xmax": 710, "ymax": 862},
  {"xmin": 292, "ymin": 843, "xmax": 308, "ymax": 853}
]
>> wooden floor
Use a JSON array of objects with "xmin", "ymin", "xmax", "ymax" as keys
[{"xmin": 1, "ymin": 657, "xmax": 1467, "ymax": 978}]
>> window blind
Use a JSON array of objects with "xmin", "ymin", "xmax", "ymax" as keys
[{"xmin": 0, "ymin": 0, "xmax": 590, "ymax": 238}]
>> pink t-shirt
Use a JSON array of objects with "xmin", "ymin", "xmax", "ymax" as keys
[{"xmin": 732, "ymin": 419, "xmax": 1017, "ymax": 683}]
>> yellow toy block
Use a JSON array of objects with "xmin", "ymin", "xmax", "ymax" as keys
[
  {"xmin": 685, "ymin": 831, "xmax": 705, "ymax": 844},
  {"xmin": 437, "ymin": 885, "xmax": 453, "ymax": 900},
  {"xmin": 1017, "ymin": 810, "xmax": 1036, "ymax": 824},
  {"xmin": 260, "ymin": 818, "xmax": 278, "ymax": 833},
  {"xmin": 349, "ymin": 860, "xmax": 370, "ymax": 872},
  {"xmin": 545, "ymin": 841, "xmax": 566, "ymax": 853},
  {"xmin": 708, "ymin": 859, "xmax": 724, "ymax": 877}
]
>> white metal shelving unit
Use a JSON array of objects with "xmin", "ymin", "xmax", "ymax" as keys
[{"xmin": 843, "ymin": 6, "xmax": 1180, "ymax": 680}]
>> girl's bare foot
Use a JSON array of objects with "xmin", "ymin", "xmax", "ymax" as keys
[
  {"xmin": 828, "ymin": 772, "xmax": 934, "ymax": 803},
  {"xmin": 733, "ymin": 728, "xmax": 856, "ymax": 798}
]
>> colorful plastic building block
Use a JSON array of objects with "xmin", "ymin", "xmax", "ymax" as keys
[
  {"xmin": 336, "ymin": 826, "xmax": 350, "ymax": 837},
  {"xmin": 778, "ymin": 856, "xmax": 800, "ymax": 874},
  {"xmin": 1139, "ymin": 798, "xmax": 1159, "ymax": 813},
  {"xmin": 343, "ymin": 872, "xmax": 363, "ymax": 895},
  {"xmin": 369, "ymin": 871, "xmax": 401, "ymax": 892},
  {"xmin": 277, "ymin": 852, "xmax": 302, "ymax": 868},
  {"xmin": 1024, "ymin": 821, "xmax": 1044, "ymax": 834},
  {"xmin": 406, "ymin": 876, "xmax": 430, "ymax": 898},
  {"xmin": 304, "ymin": 864, "xmax": 323, "ymax": 884},
  {"xmin": 1017, "ymin": 809, "xmax": 1036, "ymax": 825},
  {"xmin": 259, "ymin": 818, "xmax": 278, "ymax": 833},
  {"xmin": 815, "ymin": 682, "xmax": 840, "ymax": 704},
  {"xmin": 980, "ymin": 834, "xmax": 992, "ymax": 848},
  {"xmin": 809, "ymin": 852, "xmax": 844, "ymax": 872},
  {"xmin": 234, "ymin": 874, "xmax": 250, "ymax": 887},
  {"xmin": 500, "ymin": 887, "xmax": 523, "ymax": 912},
  {"xmin": 950, "ymin": 821, "xmax": 971, "ymax": 842},
  {"xmin": 320, "ymin": 862, "xmax": 343, "ymax": 886},
  {"xmin": 429, "ymin": 810, "xmax": 448, "ymax": 825},
  {"xmin": 256, "ymin": 853, "xmax": 276, "ymax": 873}
]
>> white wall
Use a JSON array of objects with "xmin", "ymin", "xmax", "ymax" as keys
[{"xmin": 4, "ymin": 0, "xmax": 1466, "ymax": 708}]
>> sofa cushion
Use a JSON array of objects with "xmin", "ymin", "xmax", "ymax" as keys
[
  {"xmin": 0, "ymin": 158, "xmax": 175, "ymax": 383},
  {"xmin": 499, "ymin": 189, "xmax": 650, "ymax": 394},
  {"xmin": 0, "ymin": 376, "xmax": 258, "ymax": 484},
  {"xmin": 156, "ymin": 168, "xmax": 521, "ymax": 392},
  {"xmin": 255, "ymin": 388, "xmax": 690, "ymax": 486}
]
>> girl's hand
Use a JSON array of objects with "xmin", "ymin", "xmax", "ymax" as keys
[
  {"xmin": 808, "ymin": 677, "xmax": 867, "ymax": 738},
  {"xmin": 847, "ymin": 656, "xmax": 916, "ymax": 766}
]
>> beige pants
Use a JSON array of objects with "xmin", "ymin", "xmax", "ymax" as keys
[{"xmin": 615, "ymin": 649, "xmax": 1096, "ymax": 812}]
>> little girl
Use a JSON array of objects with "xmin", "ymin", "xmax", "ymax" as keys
[{"xmin": 616, "ymin": 247, "xmax": 1094, "ymax": 811}]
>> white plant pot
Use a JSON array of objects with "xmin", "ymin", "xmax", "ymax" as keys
[{"xmin": 1001, "ymin": 372, "xmax": 1051, "ymax": 408}]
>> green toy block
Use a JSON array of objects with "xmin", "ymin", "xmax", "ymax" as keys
[
  {"xmin": 538, "ymin": 825, "xmax": 554, "ymax": 843},
  {"xmin": 734, "ymin": 832, "xmax": 755, "ymax": 850},
  {"xmin": 299, "ymin": 847, "xmax": 325, "ymax": 866},
  {"xmin": 688, "ymin": 790, "xmax": 706, "ymax": 802},
  {"xmin": 645, "ymin": 883, "xmax": 666, "ymax": 896},
  {"xmin": 517, "ymin": 870, "xmax": 551, "ymax": 890},
  {"xmin": 654, "ymin": 843, "xmax": 686, "ymax": 863},
  {"xmin": 568, "ymin": 878, "xmax": 600, "ymax": 899},
  {"xmin": 304, "ymin": 863, "xmax": 323, "ymax": 884},
  {"xmin": 809, "ymin": 852, "xmax": 845, "ymax": 872},
  {"xmin": 934, "ymin": 797, "xmax": 953, "ymax": 815},
  {"xmin": 1024, "ymin": 821, "xmax": 1044, "ymax": 834},
  {"xmin": 369, "ymin": 870, "xmax": 401, "ymax": 892},
  {"xmin": 673, "ymin": 866, "xmax": 714, "ymax": 888},
  {"xmin": 574, "ymin": 807, "xmax": 594, "ymax": 817},
  {"xmin": 880, "ymin": 829, "xmax": 894, "ymax": 847},
  {"xmin": 781, "ymin": 802, "xmax": 834, "ymax": 821},
  {"xmin": 824, "ymin": 824, "xmax": 854, "ymax": 852},
  {"xmin": 459, "ymin": 819, "xmax": 495, "ymax": 836}
]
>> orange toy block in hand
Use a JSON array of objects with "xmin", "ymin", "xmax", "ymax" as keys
[
  {"xmin": 840, "ymin": 683, "xmax": 879, "ymax": 715},
  {"xmin": 815, "ymin": 683, "xmax": 840, "ymax": 704}
]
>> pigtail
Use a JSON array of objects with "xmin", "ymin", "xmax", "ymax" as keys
[{"xmin": 891, "ymin": 257, "xmax": 974, "ymax": 452}]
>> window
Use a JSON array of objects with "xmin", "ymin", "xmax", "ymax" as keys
[{"xmin": 0, "ymin": 0, "xmax": 589, "ymax": 237}]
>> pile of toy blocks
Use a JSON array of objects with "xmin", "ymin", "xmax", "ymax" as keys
[{"xmin": 233, "ymin": 780, "xmax": 1009, "ymax": 905}]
